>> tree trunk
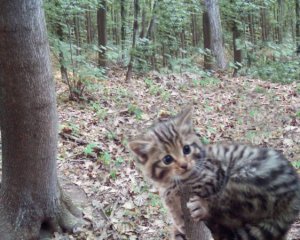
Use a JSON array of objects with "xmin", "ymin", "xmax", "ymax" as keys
[
  {"xmin": 204, "ymin": 0, "xmax": 227, "ymax": 69},
  {"xmin": 97, "ymin": 0, "xmax": 107, "ymax": 67},
  {"xmin": 120, "ymin": 0, "xmax": 126, "ymax": 60},
  {"xmin": 296, "ymin": 0, "xmax": 300, "ymax": 45},
  {"xmin": 248, "ymin": 14, "xmax": 256, "ymax": 45},
  {"xmin": 146, "ymin": 0, "xmax": 158, "ymax": 39},
  {"xmin": 191, "ymin": 13, "xmax": 199, "ymax": 47},
  {"xmin": 260, "ymin": 7, "xmax": 269, "ymax": 42},
  {"xmin": 126, "ymin": 0, "xmax": 139, "ymax": 82},
  {"xmin": 276, "ymin": 0, "xmax": 284, "ymax": 43},
  {"xmin": 73, "ymin": 15, "xmax": 81, "ymax": 57},
  {"xmin": 56, "ymin": 22, "xmax": 68, "ymax": 82},
  {"xmin": 0, "ymin": 0, "xmax": 81, "ymax": 239},
  {"xmin": 140, "ymin": 7, "xmax": 146, "ymax": 38},
  {"xmin": 86, "ymin": 9, "xmax": 93, "ymax": 44},
  {"xmin": 232, "ymin": 20, "xmax": 242, "ymax": 77},
  {"xmin": 179, "ymin": 185, "xmax": 212, "ymax": 240},
  {"xmin": 203, "ymin": 11, "xmax": 212, "ymax": 70}
]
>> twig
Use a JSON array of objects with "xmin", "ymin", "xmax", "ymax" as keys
[
  {"xmin": 99, "ymin": 195, "xmax": 122, "ymax": 240},
  {"xmin": 59, "ymin": 132, "xmax": 89, "ymax": 145}
]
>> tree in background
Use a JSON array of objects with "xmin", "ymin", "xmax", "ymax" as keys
[
  {"xmin": 44, "ymin": 0, "xmax": 300, "ymax": 87},
  {"xmin": 126, "ymin": 0, "xmax": 139, "ymax": 82},
  {"xmin": 204, "ymin": 0, "xmax": 227, "ymax": 69},
  {"xmin": 296, "ymin": 0, "xmax": 300, "ymax": 46},
  {"xmin": 0, "ymin": 0, "xmax": 81, "ymax": 238},
  {"xmin": 98, "ymin": 0, "xmax": 107, "ymax": 67}
]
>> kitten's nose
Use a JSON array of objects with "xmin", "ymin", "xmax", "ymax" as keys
[{"xmin": 180, "ymin": 163, "xmax": 188, "ymax": 170}]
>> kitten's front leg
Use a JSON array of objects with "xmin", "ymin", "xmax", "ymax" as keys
[
  {"xmin": 187, "ymin": 195, "xmax": 209, "ymax": 222},
  {"xmin": 163, "ymin": 188, "xmax": 186, "ymax": 239}
]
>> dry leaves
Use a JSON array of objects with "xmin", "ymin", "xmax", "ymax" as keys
[{"xmin": 53, "ymin": 68, "xmax": 299, "ymax": 239}]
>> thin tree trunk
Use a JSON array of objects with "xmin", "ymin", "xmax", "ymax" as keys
[
  {"xmin": 204, "ymin": 0, "xmax": 227, "ymax": 69},
  {"xmin": 120, "ymin": 0, "xmax": 126, "ymax": 60},
  {"xmin": 0, "ymin": 0, "xmax": 81, "ymax": 238},
  {"xmin": 296, "ymin": 0, "xmax": 300, "ymax": 45},
  {"xmin": 181, "ymin": 29, "xmax": 186, "ymax": 58},
  {"xmin": 56, "ymin": 22, "xmax": 68, "ymax": 82},
  {"xmin": 126, "ymin": 0, "xmax": 139, "ymax": 82},
  {"xmin": 146, "ymin": 0, "xmax": 158, "ymax": 39},
  {"xmin": 248, "ymin": 14, "xmax": 256, "ymax": 45},
  {"xmin": 277, "ymin": 0, "xmax": 284, "ymax": 43},
  {"xmin": 140, "ymin": 7, "xmax": 146, "ymax": 38},
  {"xmin": 97, "ymin": 0, "xmax": 107, "ymax": 67},
  {"xmin": 203, "ymin": 11, "xmax": 212, "ymax": 70},
  {"xmin": 260, "ymin": 7, "xmax": 269, "ymax": 42},
  {"xmin": 191, "ymin": 13, "xmax": 198, "ymax": 47},
  {"xmin": 179, "ymin": 185, "xmax": 212, "ymax": 240},
  {"xmin": 232, "ymin": 20, "xmax": 242, "ymax": 77},
  {"xmin": 73, "ymin": 15, "xmax": 81, "ymax": 57},
  {"xmin": 86, "ymin": 9, "xmax": 93, "ymax": 44}
]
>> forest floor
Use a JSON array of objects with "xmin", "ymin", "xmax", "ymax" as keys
[{"xmin": 54, "ymin": 67, "xmax": 300, "ymax": 240}]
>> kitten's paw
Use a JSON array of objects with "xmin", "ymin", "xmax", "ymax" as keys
[
  {"xmin": 174, "ymin": 233, "xmax": 187, "ymax": 240},
  {"xmin": 172, "ymin": 226, "xmax": 186, "ymax": 240},
  {"xmin": 187, "ymin": 196, "xmax": 209, "ymax": 222},
  {"xmin": 172, "ymin": 232, "xmax": 187, "ymax": 240}
]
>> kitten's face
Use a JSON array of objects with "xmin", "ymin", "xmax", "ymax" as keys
[{"xmin": 129, "ymin": 108, "xmax": 203, "ymax": 186}]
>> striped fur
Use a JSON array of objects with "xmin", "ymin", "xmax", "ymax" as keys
[{"xmin": 129, "ymin": 108, "xmax": 300, "ymax": 240}]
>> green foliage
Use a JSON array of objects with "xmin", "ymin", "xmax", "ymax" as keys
[
  {"xmin": 128, "ymin": 104, "xmax": 143, "ymax": 120},
  {"xmin": 292, "ymin": 160, "xmax": 300, "ymax": 169},
  {"xmin": 91, "ymin": 102, "xmax": 108, "ymax": 121},
  {"xmin": 144, "ymin": 78, "xmax": 170, "ymax": 101},
  {"xmin": 99, "ymin": 151, "xmax": 111, "ymax": 165},
  {"xmin": 45, "ymin": 0, "xmax": 299, "ymax": 92},
  {"xmin": 193, "ymin": 77, "xmax": 221, "ymax": 87},
  {"xmin": 148, "ymin": 193, "xmax": 162, "ymax": 207},
  {"xmin": 245, "ymin": 42, "xmax": 300, "ymax": 83},
  {"xmin": 45, "ymin": 0, "xmax": 106, "ymax": 100},
  {"xmin": 84, "ymin": 143, "xmax": 98, "ymax": 156}
]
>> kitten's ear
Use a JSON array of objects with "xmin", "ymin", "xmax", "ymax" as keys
[
  {"xmin": 128, "ymin": 139, "xmax": 152, "ymax": 164},
  {"xmin": 175, "ymin": 107, "xmax": 193, "ymax": 133}
]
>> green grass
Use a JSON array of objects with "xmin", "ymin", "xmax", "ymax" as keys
[{"xmin": 292, "ymin": 160, "xmax": 300, "ymax": 169}]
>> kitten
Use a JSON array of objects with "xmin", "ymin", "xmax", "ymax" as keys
[{"xmin": 129, "ymin": 108, "xmax": 300, "ymax": 240}]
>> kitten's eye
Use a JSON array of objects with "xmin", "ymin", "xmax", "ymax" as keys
[
  {"xmin": 183, "ymin": 145, "xmax": 191, "ymax": 155},
  {"xmin": 163, "ymin": 155, "xmax": 174, "ymax": 165}
]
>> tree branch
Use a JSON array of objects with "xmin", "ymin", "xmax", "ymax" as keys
[{"xmin": 179, "ymin": 184, "xmax": 212, "ymax": 240}]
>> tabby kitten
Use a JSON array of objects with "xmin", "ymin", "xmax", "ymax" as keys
[{"xmin": 129, "ymin": 108, "xmax": 300, "ymax": 240}]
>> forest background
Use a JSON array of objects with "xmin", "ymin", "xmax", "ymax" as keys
[{"xmin": 27, "ymin": 0, "xmax": 300, "ymax": 239}]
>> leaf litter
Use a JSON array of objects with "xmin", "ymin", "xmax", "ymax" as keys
[{"xmin": 1, "ymin": 68, "xmax": 299, "ymax": 239}]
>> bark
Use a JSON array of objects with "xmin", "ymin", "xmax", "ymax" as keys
[
  {"xmin": 73, "ymin": 15, "xmax": 81, "ymax": 57},
  {"xmin": 248, "ymin": 14, "xmax": 256, "ymax": 45},
  {"xmin": 232, "ymin": 22, "xmax": 242, "ymax": 77},
  {"xmin": 126, "ymin": 0, "xmax": 139, "ymax": 82},
  {"xmin": 97, "ymin": 0, "xmax": 107, "ymax": 67},
  {"xmin": 203, "ymin": 11, "xmax": 212, "ymax": 70},
  {"xmin": 180, "ymin": 29, "xmax": 186, "ymax": 59},
  {"xmin": 120, "ymin": 0, "xmax": 126, "ymax": 59},
  {"xmin": 146, "ymin": 0, "xmax": 158, "ymax": 40},
  {"xmin": 111, "ymin": 5, "xmax": 119, "ymax": 45},
  {"xmin": 86, "ymin": 9, "xmax": 93, "ymax": 44},
  {"xmin": 0, "ymin": 1, "xmax": 81, "ymax": 239},
  {"xmin": 276, "ymin": 0, "xmax": 284, "ymax": 43},
  {"xmin": 179, "ymin": 185, "xmax": 212, "ymax": 240},
  {"xmin": 140, "ymin": 7, "xmax": 146, "ymax": 38},
  {"xmin": 260, "ymin": 7, "xmax": 269, "ymax": 42},
  {"xmin": 191, "ymin": 13, "xmax": 200, "ymax": 47},
  {"xmin": 56, "ymin": 22, "xmax": 68, "ymax": 82},
  {"xmin": 296, "ymin": 0, "xmax": 300, "ymax": 45},
  {"xmin": 204, "ymin": 0, "xmax": 227, "ymax": 69}
]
